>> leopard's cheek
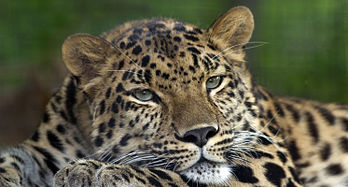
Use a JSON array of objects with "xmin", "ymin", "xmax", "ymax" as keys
[{"xmin": 88, "ymin": 95, "xmax": 167, "ymax": 156}]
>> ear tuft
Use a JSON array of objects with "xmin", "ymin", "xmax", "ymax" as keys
[
  {"xmin": 62, "ymin": 34, "xmax": 117, "ymax": 83},
  {"xmin": 208, "ymin": 6, "xmax": 254, "ymax": 50}
]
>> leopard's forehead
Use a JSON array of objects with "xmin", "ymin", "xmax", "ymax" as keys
[
  {"xmin": 103, "ymin": 18, "xmax": 208, "ymax": 49},
  {"xmin": 102, "ymin": 18, "xmax": 230, "ymax": 91}
]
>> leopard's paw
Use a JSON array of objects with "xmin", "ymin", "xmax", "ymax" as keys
[
  {"xmin": 54, "ymin": 159, "xmax": 104, "ymax": 187},
  {"xmin": 54, "ymin": 159, "xmax": 187, "ymax": 187}
]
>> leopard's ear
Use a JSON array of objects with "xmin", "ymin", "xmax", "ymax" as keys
[
  {"xmin": 208, "ymin": 6, "xmax": 254, "ymax": 51},
  {"xmin": 62, "ymin": 34, "xmax": 117, "ymax": 84}
]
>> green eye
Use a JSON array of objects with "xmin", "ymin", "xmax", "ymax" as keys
[
  {"xmin": 133, "ymin": 89, "xmax": 153, "ymax": 101},
  {"xmin": 206, "ymin": 76, "xmax": 223, "ymax": 90}
]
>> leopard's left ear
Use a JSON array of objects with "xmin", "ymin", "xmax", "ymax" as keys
[
  {"xmin": 208, "ymin": 6, "xmax": 254, "ymax": 51},
  {"xmin": 62, "ymin": 33, "xmax": 118, "ymax": 85}
]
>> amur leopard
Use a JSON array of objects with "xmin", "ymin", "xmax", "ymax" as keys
[{"xmin": 0, "ymin": 6, "xmax": 347, "ymax": 187}]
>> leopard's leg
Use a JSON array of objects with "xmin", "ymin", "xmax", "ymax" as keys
[
  {"xmin": 0, "ymin": 147, "xmax": 29, "ymax": 186},
  {"xmin": 0, "ymin": 140, "xmax": 89, "ymax": 186},
  {"xmin": 54, "ymin": 159, "xmax": 188, "ymax": 187},
  {"xmin": 0, "ymin": 76, "xmax": 92, "ymax": 186}
]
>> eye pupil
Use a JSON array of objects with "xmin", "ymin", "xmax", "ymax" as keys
[
  {"xmin": 206, "ymin": 76, "xmax": 222, "ymax": 90},
  {"xmin": 134, "ymin": 89, "xmax": 153, "ymax": 101}
]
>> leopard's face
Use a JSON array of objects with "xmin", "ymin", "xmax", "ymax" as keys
[{"xmin": 62, "ymin": 8, "xmax": 258, "ymax": 185}]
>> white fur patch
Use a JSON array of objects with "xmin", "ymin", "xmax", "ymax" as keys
[{"xmin": 180, "ymin": 161, "xmax": 231, "ymax": 185}]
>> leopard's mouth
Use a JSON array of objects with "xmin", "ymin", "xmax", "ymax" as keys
[
  {"xmin": 104, "ymin": 150, "xmax": 232, "ymax": 184},
  {"xmin": 179, "ymin": 157, "xmax": 231, "ymax": 185}
]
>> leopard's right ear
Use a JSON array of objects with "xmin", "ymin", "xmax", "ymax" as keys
[
  {"xmin": 62, "ymin": 34, "xmax": 117, "ymax": 84},
  {"xmin": 208, "ymin": 6, "xmax": 254, "ymax": 51}
]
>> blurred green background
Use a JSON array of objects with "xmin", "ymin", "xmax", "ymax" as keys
[{"xmin": 0, "ymin": 0, "xmax": 347, "ymax": 146}]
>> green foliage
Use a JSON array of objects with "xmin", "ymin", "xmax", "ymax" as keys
[{"xmin": 251, "ymin": 0, "xmax": 348, "ymax": 102}]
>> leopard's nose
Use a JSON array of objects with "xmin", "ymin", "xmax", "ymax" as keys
[{"xmin": 181, "ymin": 126, "xmax": 218, "ymax": 147}]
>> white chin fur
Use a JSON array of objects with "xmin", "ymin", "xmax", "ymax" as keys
[{"xmin": 180, "ymin": 162, "xmax": 231, "ymax": 184}]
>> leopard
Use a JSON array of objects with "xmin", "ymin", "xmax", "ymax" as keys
[{"xmin": 0, "ymin": 6, "xmax": 347, "ymax": 187}]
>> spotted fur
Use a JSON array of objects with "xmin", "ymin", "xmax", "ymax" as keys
[{"xmin": 0, "ymin": 6, "xmax": 347, "ymax": 187}]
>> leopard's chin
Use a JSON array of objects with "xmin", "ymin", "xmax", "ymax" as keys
[{"xmin": 179, "ymin": 159, "xmax": 231, "ymax": 185}]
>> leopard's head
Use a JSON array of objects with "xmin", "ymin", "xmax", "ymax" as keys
[{"xmin": 62, "ymin": 6, "xmax": 268, "ymax": 185}]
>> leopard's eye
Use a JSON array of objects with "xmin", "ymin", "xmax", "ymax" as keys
[
  {"xmin": 206, "ymin": 76, "xmax": 223, "ymax": 90},
  {"xmin": 133, "ymin": 89, "xmax": 153, "ymax": 101}
]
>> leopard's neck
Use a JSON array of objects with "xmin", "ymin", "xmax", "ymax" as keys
[{"xmin": 22, "ymin": 75, "xmax": 93, "ymax": 172}]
